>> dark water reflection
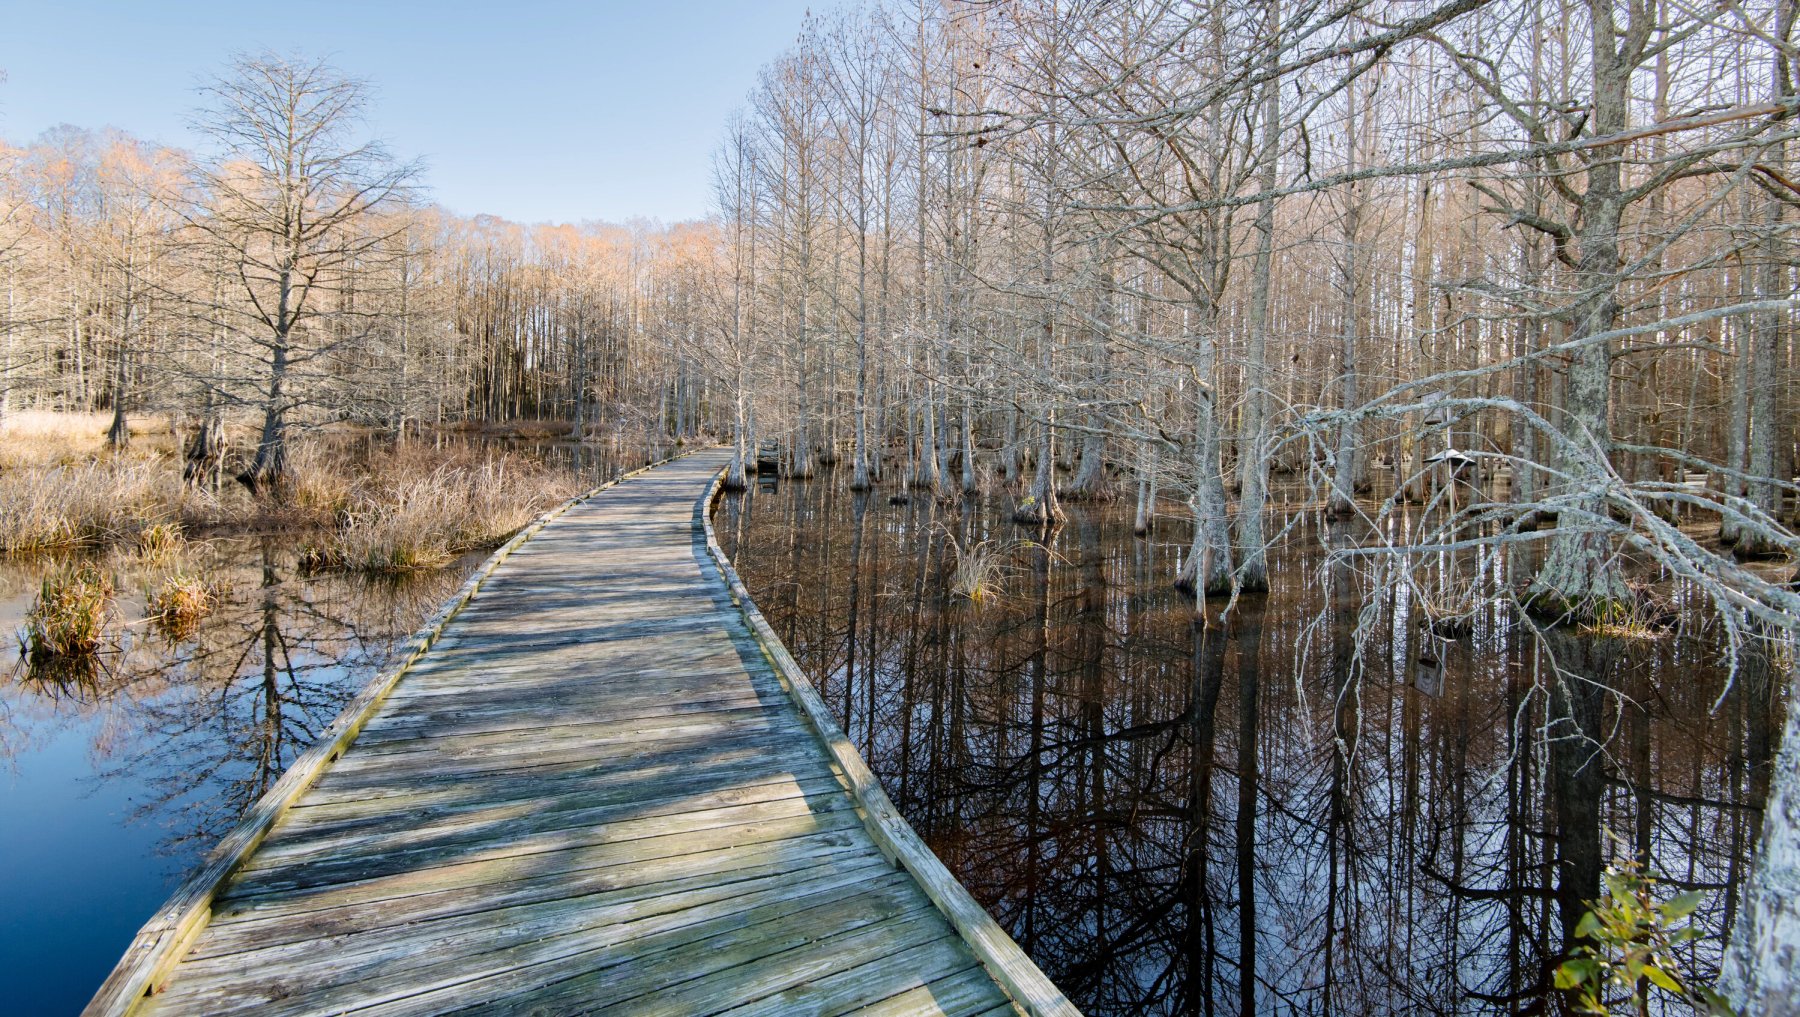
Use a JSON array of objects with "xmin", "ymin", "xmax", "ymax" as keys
[
  {"xmin": 0, "ymin": 540, "xmax": 474, "ymax": 1015},
  {"xmin": 716, "ymin": 478, "xmax": 1781, "ymax": 1016}
]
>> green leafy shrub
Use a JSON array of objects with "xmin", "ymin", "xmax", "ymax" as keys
[{"xmin": 1555, "ymin": 859, "xmax": 1735, "ymax": 1016}]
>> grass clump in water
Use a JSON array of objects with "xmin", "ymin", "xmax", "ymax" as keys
[
  {"xmin": 328, "ymin": 486, "xmax": 460, "ymax": 572},
  {"xmin": 295, "ymin": 541, "xmax": 345, "ymax": 575},
  {"xmin": 940, "ymin": 526, "xmax": 1042, "ymax": 606},
  {"xmin": 146, "ymin": 570, "xmax": 224, "ymax": 637},
  {"xmin": 24, "ymin": 560, "xmax": 113, "ymax": 660}
]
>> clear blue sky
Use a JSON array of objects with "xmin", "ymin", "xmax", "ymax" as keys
[{"xmin": 0, "ymin": 1, "xmax": 820, "ymax": 224}]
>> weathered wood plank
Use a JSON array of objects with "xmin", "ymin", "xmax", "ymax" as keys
[
  {"xmin": 354, "ymin": 688, "xmax": 776, "ymax": 745},
  {"xmin": 706, "ymin": 936, "xmax": 990, "ymax": 1017},
  {"xmin": 205, "ymin": 877, "xmax": 932, "ymax": 1017},
  {"xmin": 385, "ymin": 655, "xmax": 780, "ymax": 695},
  {"xmin": 334, "ymin": 700, "xmax": 796, "ymax": 763},
  {"xmin": 210, "ymin": 824, "xmax": 870, "ymax": 929},
  {"xmin": 838, "ymin": 967, "xmax": 1028, "ymax": 1017},
  {"xmin": 229, "ymin": 793, "xmax": 861, "ymax": 894},
  {"xmin": 280, "ymin": 757, "xmax": 838, "ymax": 839},
  {"xmin": 426, "ymin": 893, "xmax": 946, "ymax": 1017},
  {"xmin": 365, "ymin": 677, "xmax": 775, "ymax": 723},
  {"xmin": 292, "ymin": 739, "xmax": 826, "ymax": 812},
  {"xmin": 243, "ymin": 772, "xmax": 851, "ymax": 870},
  {"xmin": 309, "ymin": 715, "xmax": 816, "ymax": 787},
  {"xmin": 579, "ymin": 911, "xmax": 955, "ymax": 1017},
  {"xmin": 298, "ymin": 726, "xmax": 819, "ymax": 804},
  {"xmin": 196, "ymin": 832, "xmax": 881, "ymax": 954},
  {"xmin": 144, "ymin": 860, "xmax": 909, "ymax": 1017}
]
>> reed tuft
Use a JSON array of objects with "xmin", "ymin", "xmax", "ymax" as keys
[
  {"xmin": 136, "ymin": 522, "xmax": 186, "ymax": 566},
  {"xmin": 24, "ymin": 560, "xmax": 114, "ymax": 659},
  {"xmin": 941, "ymin": 526, "xmax": 1042, "ymax": 606},
  {"xmin": 146, "ymin": 570, "xmax": 223, "ymax": 635}
]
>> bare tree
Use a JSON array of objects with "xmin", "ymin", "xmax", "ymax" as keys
[{"xmin": 185, "ymin": 53, "xmax": 417, "ymax": 493}]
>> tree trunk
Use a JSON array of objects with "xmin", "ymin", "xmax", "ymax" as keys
[
  {"xmin": 183, "ymin": 399, "xmax": 225, "ymax": 488},
  {"xmin": 1235, "ymin": 55, "xmax": 1279, "ymax": 592},
  {"xmin": 960, "ymin": 394, "xmax": 977, "ymax": 494},
  {"xmin": 1069, "ymin": 428, "xmax": 1106, "ymax": 499},
  {"xmin": 1724, "ymin": 292, "xmax": 1752, "ymax": 546},
  {"xmin": 1067, "ymin": 246, "xmax": 1114, "ymax": 501},
  {"xmin": 1001, "ymin": 401, "xmax": 1020, "ymax": 484},
  {"xmin": 1525, "ymin": 5, "xmax": 1635, "ymax": 618},
  {"xmin": 1177, "ymin": 323, "xmax": 1235, "ymax": 598},
  {"xmin": 242, "ymin": 261, "xmax": 296, "ymax": 495},
  {"xmin": 1133, "ymin": 448, "xmax": 1158, "ymax": 536},
  {"xmin": 1329, "ymin": 84, "xmax": 1364, "ymax": 518},
  {"xmin": 915, "ymin": 384, "xmax": 940, "ymax": 492},
  {"xmin": 107, "ymin": 277, "xmax": 133, "ymax": 451},
  {"xmin": 725, "ymin": 378, "xmax": 749, "ymax": 491},
  {"xmin": 1543, "ymin": 628, "xmax": 1615, "ymax": 956},
  {"xmin": 1015, "ymin": 418, "xmax": 1061, "ymax": 525},
  {"xmin": 1738, "ymin": 31, "xmax": 1790, "ymax": 557},
  {"xmin": 106, "ymin": 341, "xmax": 130, "ymax": 451}
]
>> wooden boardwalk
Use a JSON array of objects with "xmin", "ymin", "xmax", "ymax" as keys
[{"xmin": 89, "ymin": 448, "xmax": 1074, "ymax": 1017}]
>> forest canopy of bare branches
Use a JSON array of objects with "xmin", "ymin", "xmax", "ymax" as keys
[{"xmin": 4, "ymin": 2, "xmax": 1800, "ymax": 1008}]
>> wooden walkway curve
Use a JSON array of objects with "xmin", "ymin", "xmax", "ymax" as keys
[{"xmin": 87, "ymin": 448, "xmax": 1076, "ymax": 1017}]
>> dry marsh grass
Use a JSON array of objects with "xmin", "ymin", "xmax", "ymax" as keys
[
  {"xmin": 288, "ymin": 440, "xmax": 358, "ymax": 516},
  {"xmin": 135, "ymin": 522, "xmax": 186, "ymax": 565},
  {"xmin": 309, "ymin": 481, "xmax": 460, "ymax": 572},
  {"xmin": 0, "ymin": 411, "xmax": 109, "ymax": 469},
  {"xmin": 310, "ymin": 448, "xmax": 584, "ymax": 573},
  {"xmin": 0, "ymin": 458, "xmax": 197, "ymax": 553},
  {"xmin": 1, "ymin": 414, "xmax": 585, "ymax": 573},
  {"xmin": 0, "ymin": 410, "xmax": 178, "ymax": 468},
  {"xmin": 135, "ymin": 527, "xmax": 226, "ymax": 635},
  {"xmin": 940, "ymin": 525, "xmax": 1045, "ymax": 606}
]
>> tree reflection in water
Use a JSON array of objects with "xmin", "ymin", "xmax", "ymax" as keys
[
  {"xmin": 717, "ymin": 479, "xmax": 1780, "ymax": 1016},
  {"xmin": 97, "ymin": 541, "xmax": 469, "ymax": 856},
  {"xmin": 4, "ymin": 539, "xmax": 469, "ymax": 865}
]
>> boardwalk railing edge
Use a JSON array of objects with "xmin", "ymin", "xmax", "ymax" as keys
[
  {"xmin": 83, "ymin": 446, "xmax": 705, "ymax": 1017},
  {"xmin": 699, "ymin": 468, "xmax": 1083, "ymax": 1017}
]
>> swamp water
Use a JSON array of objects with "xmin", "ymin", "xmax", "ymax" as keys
[{"xmin": 715, "ymin": 477, "xmax": 1783, "ymax": 1016}]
